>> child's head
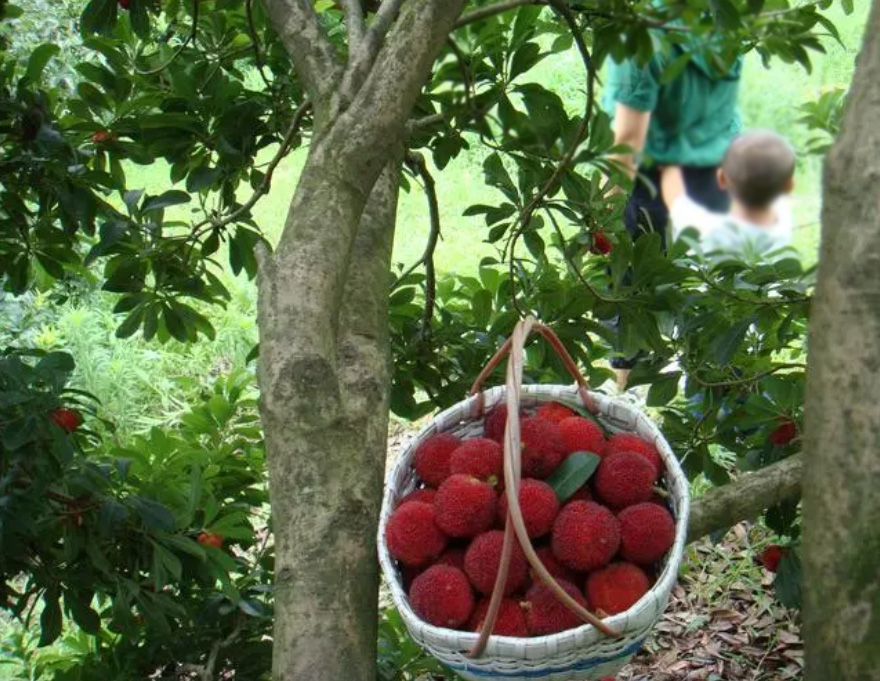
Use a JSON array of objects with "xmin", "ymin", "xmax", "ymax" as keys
[{"xmin": 718, "ymin": 131, "xmax": 796, "ymax": 210}]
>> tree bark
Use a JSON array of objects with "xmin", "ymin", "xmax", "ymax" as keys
[
  {"xmin": 687, "ymin": 454, "xmax": 802, "ymax": 543},
  {"xmin": 803, "ymin": 3, "xmax": 880, "ymax": 679}
]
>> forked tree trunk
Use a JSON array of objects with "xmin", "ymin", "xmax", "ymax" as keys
[
  {"xmin": 258, "ymin": 3, "xmax": 467, "ymax": 680},
  {"xmin": 803, "ymin": 2, "xmax": 880, "ymax": 679}
]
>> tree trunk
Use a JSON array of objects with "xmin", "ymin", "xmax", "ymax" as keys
[
  {"xmin": 258, "ymin": 158, "xmax": 400, "ymax": 681},
  {"xmin": 803, "ymin": 3, "xmax": 880, "ymax": 679},
  {"xmin": 258, "ymin": 3, "xmax": 468, "ymax": 679}
]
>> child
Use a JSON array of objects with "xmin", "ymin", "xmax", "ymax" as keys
[{"xmin": 661, "ymin": 130, "xmax": 796, "ymax": 261}]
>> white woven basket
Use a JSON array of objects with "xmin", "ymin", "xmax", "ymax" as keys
[{"xmin": 378, "ymin": 321, "xmax": 690, "ymax": 681}]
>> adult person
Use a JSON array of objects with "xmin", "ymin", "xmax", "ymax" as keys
[{"xmin": 602, "ymin": 42, "xmax": 744, "ymax": 389}]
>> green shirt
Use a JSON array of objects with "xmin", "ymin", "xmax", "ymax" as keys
[{"xmin": 603, "ymin": 48, "xmax": 743, "ymax": 168}]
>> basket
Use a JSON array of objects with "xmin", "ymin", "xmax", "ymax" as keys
[{"xmin": 378, "ymin": 318, "xmax": 690, "ymax": 681}]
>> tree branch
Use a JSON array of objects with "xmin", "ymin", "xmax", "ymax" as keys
[
  {"xmin": 454, "ymin": 0, "xmax": 543, "ymax": 28},
  {"xmin": 246, "ymin": 0, "xmax": 274, "ymax": 91},
  {"xmin": 404, "ymin": 152, "xmax": 441, "ymax": 335},
  {"xmin": 506, "ymin": 0, "xmax": 594, "ymax": 311},
  {"xmin": 689, "ymin": 362, "xmax": 807, "ymax": 389},
  {"xmin": 342, "ymin": 0, "xmax": 366, "ymax": 52},
  {"xmin": 189, "ymin": 100, "xmax": 311, "ymax": 241},
  {"xmin": 687, "ymin": 453, "xmax": 802, "ymax": 543},
  {"xmin": 329, "ymin": 0, "xmax": 469, "ymax": 183},
  {"xmin": 261, "ymin": 0, "xmax": 343, "ymax": 104}
]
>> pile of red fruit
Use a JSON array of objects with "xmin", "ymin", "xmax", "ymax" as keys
[{"xmin": 385, "ymin": 401, "xmax": 676, "ymax": 636}]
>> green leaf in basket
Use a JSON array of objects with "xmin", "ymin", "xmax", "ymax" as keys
[{"xmin": 546, "ymin": 451, "xmax": 601, "ymax": 502}]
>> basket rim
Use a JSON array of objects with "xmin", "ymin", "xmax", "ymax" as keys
[{"xmin": 378, "ymin": 383, "xmax": 691, "ymax": 657}]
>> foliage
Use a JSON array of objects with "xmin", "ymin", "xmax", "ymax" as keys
[
  {"xmin": 797, "ymin": 85, "xmax": 848, "ymax": 155},
  {"xmin": 0, "ymin": 0, "xmax": 857, "ymax": 675},
  {"xmin": 0, "ymin": 353, "xmax": 271, "ymax": 678}
]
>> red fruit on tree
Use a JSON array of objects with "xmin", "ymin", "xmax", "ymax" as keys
[
  {"xmin": 119, "ymin": 0, "xmax": 131, "ymax": 9},
  {"xmin": 769, "ymin": 420, "xmax": 797, "ymax": 446},
  {"xmin": 590, "ymin": 231, "xmax": 612, "ymax": 255},
  {"xmin": 51, "ymin": 407, "xmax": 82, "ymax": 433},
  {"xmin": 761, "ymin": 545, "xmax": 784, "ymax": 573},
  {"xmin": 198, "ymin": 532, "xmax": 224, "ymax": 548}
]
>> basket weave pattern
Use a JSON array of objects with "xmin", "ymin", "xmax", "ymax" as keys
[{"xmin": 378, "ymin": 383, "xmax": 690, "ymax": 681}]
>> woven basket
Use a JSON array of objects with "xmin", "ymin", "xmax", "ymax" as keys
[{"xmin": 378, "ymin": 318, "xmax": 690, "ymax": 681}]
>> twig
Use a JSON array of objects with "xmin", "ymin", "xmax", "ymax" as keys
[
  {"xmin": 697, "ymin": 270, "xmax": 812, "ymax": 307},
  {"xmin": 690, "ymin": 363, "xmax": 806, "ymax": 389},
  {"xmin": 245, "ymin": 0, "xmax": 273, "ymax": 91},
  {"xmin": 341, "ymin": 0, "xmax": 366, "ymax": 52},
  {"xmin": 505, "ymin": 0, "xmax": 595, "ymax": 314},
  {"xmin": 454, "ymin": 0, "xmax": 544, "ymax": 28},
  {"xmin": 135, "ymin": 0, "xmax": 200, "ymax": 76},
  {"xmin": 446, "ymin": 37, "xmax": 474, "ymax": 112},
  {"xmin": 203, "ymin": 616, "xmax": 245, "ymax": 681},
  {"xmin": 403, "ymin": 152, "xmax": 441, "ymax": 336},
  {"xmin": 188, "ymin": 100, "xmax": 311, "ymax": 242}
]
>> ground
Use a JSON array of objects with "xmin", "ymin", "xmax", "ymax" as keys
[{"xmin": 623, "ymin": 526, "xmax": 801, "ymax": 681}]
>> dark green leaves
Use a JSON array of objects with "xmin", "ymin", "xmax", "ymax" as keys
[
  {"xmin": 546, "ymin": 452, "xmax": 600, "ymax": 502},
  {"xmin": 25, "ymin": 44, "xmax": 60, "ymax": 83},
  {"xmin": 774, "ymin": 550, "xmax": 803, "ymax": 609},
  {"xmin": 39, "ymin": 589, "xmax": 63, "ymax": 647},
  {"xmin": 142, "ymin": 190, "xmax": 191, "ymax": 213},
  {"xmin": 80, "ymin": 0, "xmax": 118, "ymax": 35}
]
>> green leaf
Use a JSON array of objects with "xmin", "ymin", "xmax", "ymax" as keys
[
  {"xmin": 36, "ymin": 351, "xmax": 75, "ymax": 375},
  {"xmin": 660, "ymin": 51, "xmax": 690, "ymax": 85},
  {"xmin": 483, "ymin": 153, "xmax": 518, "ymax": 202},
  {"xmin": 774, "ymin": 550, "xmax": 802, "ymax": 609},
  {"xmin": 162, "ymin": 534, "xmax": 206, "ymax": 561},
  {"xmin": 67, "ymin": 591, "xmax": 101, "ymax": 635},
  {"xmin": 39, "ymin": 589, "xmax": 62, "ymax": 647},
  {"xmin": 130, "ymin": 497, "xmax": 176, "ymax": 531},
  {"xmin": 709, "ymin": 0, "xmax": 741, "ymax": 29},
  {"xmin": 546, "ymin": 451, "xmax": 600, "ymax": 502},
  {"xmin": 647, "ymin": 372, "xmax": 681, "ymax": 407},
  {"xmin": 116, "ymin": 307, "xmax": 145, "ymax": 339},
  {"xmin": 710, "ymin": 318, "xmax": 753, "ymax": 366},
  {"xmin": 80, "ymin": 0, "xmax": 117, "ymax": 35},
  {"xmin": 142, "ymin": 190, "xmax": 191, "ymax": 213},
  {"xmin": 25, "ymin": 44, "xmax": 60, "ymax": 83},
  {"xmin": 840, "ymin": 0, "xmax": 853, "ymax": 14},
  {"xmin": 129, "ymin": 0, "xmax": 150, "ymax": 38},
  {"xmin": 472, "ymin": 289, "xmax": 492, "ymax": 327}
]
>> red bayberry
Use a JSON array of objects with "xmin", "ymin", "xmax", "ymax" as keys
[
  {"xmin": 590, "ymin": 231, "xmax": 612, "ymax": 255},
  {"xmin": 769, "ymin": 420, "xmax": 797, "ymax": 447},
  {"xmin": 51, "ymin": 407, "xmax": 82, "ymax": 433},
  {"xmin": 198, "ymin": 532, "xmax": 223, "ymax": 548},
  {"xmin": 119, "ymin": 0, "xmax": 131, "ymax": 9},
  {"xmin": 90, "ymin": 130, "xmax": 116, "ymax": 144},
  {"xmin": 536, "ymin": 402, "xmax": 576, "ymax": 425},
  {"xmin": 761, "ymin": 545, "xmax": 784, "ymax": 573}
]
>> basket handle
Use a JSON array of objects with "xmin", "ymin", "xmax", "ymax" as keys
[
  {"xmin": 467, "ymin": 322, "xmax": 597, "ymax": 419},
  {"xmin": 469, "ymin": 317, "xmax": 620, "ymax": 659}
]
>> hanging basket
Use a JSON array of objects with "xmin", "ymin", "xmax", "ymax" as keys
[{"xmin": 378, "ymin": 318, "xmax": 690, "ymax": 681}]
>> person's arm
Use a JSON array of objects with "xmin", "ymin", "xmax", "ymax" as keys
[
  {"xmin": 609, "ymin": 103, "xmax": 651, "ymax": 181},
  {"xmin": 660, "ymin": 165, "xmax": 686, "ymax": 209}
]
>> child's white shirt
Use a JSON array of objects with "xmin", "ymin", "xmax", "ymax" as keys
[{"xmin": 669, "ymin": 195, "xmax": 794, "ymax": 261}]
